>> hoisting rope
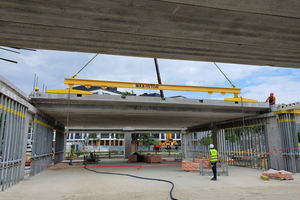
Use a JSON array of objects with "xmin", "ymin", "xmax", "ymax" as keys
[
  {"xmin": 72, "ymin": 54, "xmax": 98, "ymax": 78},
  {"xmin": 213, "ymin": 62, "xmax": 235, "ymax": 88}
]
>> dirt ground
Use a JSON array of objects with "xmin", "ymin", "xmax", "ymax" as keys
[{"xmin": 1, "ymin": 158, "xmax": 299, "ymax": 200}]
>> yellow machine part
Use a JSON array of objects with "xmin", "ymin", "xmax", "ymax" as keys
[
  {"xmin": 46, "ymin": 88, "xmax": 93, "ymax": 95},
  {"xmin": 224, "ymin": 97, "xmax": 258, "ymax": 103},
  {"xmin": 261, "ymin": 175, "xmax": 269, "ymax": 181}
]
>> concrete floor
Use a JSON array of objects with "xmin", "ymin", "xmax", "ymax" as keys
[{"xmin": 1, "ymin": 158, "xmax": 300, "ymax": 200}]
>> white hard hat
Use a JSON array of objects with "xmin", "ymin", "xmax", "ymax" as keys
[{"xmin": 210, "ymin": 144, "xmax": 214, "ymax": 148}]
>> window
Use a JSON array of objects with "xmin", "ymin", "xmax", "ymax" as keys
[
  {"xmin": 101, "ymin": 134, "xmax": 109, "ymax": 139},
  {"xmin": 75, "ymin": 133, "xmax": 81, "ymax": 139},
  {"xmin": 177, "ymin": 134, "xmax": 181, "ymax": 139},
  {"xmin": 172, "ymin": 134, "xmax": 175, "ymax": 139},
  {"xmin": 153, "ymin": 134, "xmax": 159, "ymax": 139},
  {"xmin": 105, "ymin": 140, "xmax": 109, "ymax": 146},
  {"xmin": 161, "ymin": 134, "xmax": 165, "ymax": 139},
  {"xmin": 100, "ymin": 140, "xmax": 104, "ymax": 145}
]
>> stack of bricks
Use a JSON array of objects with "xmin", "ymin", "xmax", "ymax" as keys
[
  {"xmin": 128, "ymin": 155, "xmax": 137, "ymax": 163},
  {"xmin": 150, "ymin": 155, "xmax": 162, "ymax": 164},
  {"xmin": 194, "ymin": 158, "xmax": 211, "ymax": 169},
  {"xmin": 262, "ymin": 169, "xmax": 293, "ymax": 180},
  {"xmin": 142, "ymin": 155, "xmax": 152, "ymax": 163},
  {"xmin": 182, "ymin": 160, "xmax": 200, "ymax": 172}
]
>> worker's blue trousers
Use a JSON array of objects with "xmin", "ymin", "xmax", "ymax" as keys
[{"xmin": 211, "ymin": 162, "xmax": 217, "ymax": 179}]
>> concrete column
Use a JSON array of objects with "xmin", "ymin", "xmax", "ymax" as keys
[
  {"xmin": 212, "ymin": 123, "xmax": 218, "ymax": 150},
  {"xmin": 123, "ymin": 128, "xmax": 134, "ymax": 159},
  {"xmin": 266, "ymin": 116, "xmax": 284, "ymax": 170}
]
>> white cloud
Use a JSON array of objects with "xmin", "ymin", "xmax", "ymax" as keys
[{"xmin": 1, "ymin": 48, "xmax": 300, "ymax": 105}]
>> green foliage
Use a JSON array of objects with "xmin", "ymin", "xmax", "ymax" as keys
[
  {"xmin": 28, "ymin": 123, "xmax": 33, "ymax": 133},
  {"xmin": 225, "ymin": 129, "xmax": 240, "ymax": 142},
  {"xmin": 88, "ymin": 133, "xmax": 97, "ymax": 139},
  {"xmin": 115, "ymin": 133, "xmax": 124, "ymax": 139},
  {"xmin": 122, "ymin": 90, "xmax": 136, "ymax": 96},
  {"xmin": 132, "ymin": 133, "xmax": 154, "ymax": 147},
  {"xmin": 199, "ymin": 134, "xmax": 212, "ymax": 146},
  {"xmin": 154, "ymin": 140, "xmax": 160, "ymax": 145}
]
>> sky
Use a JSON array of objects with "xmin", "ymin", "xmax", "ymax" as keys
[{"xmin": 1, "ymin": 47, "xmax": 300, "ymax": 104}]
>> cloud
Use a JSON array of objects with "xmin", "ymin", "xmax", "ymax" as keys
[{"xmin": 1, "ymin": 48, "xmax": 300, "ymax": 104}]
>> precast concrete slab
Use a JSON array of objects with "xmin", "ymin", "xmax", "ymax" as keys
[
  {"xmin": 0, "ymin": 0, "xmax": 299, "ymax": 68},
  {"xmin": 30, "ymin": 93, "xmax": 270, "ymax": 131}
]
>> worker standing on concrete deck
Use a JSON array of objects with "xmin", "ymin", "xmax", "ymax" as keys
[
  {"xmin": 209, "ymin": 144, "xmax": 220, "ymax": 181},
  {"xmin": 69, "ymin": 145, "xmax": 74, "ymax": 165},
  {"xmin": 265, "ymin": 93, "xmax": 276, "ymax": 105}
]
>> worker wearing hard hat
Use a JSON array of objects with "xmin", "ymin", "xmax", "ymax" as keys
[
  {"xmin": 265, "ymin": 93, "xmax": 276, "ymax": 105},
  {"xmin": 29, "ymin": 87, "xmax": 40, "ymax": 98},
  {"xmin": 209, "ymin": 144, "xmax": 220, "ymax": 181}
]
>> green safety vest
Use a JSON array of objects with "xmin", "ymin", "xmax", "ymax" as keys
[
  {"xmin": 70, "ymin": 148, "xmax": 74, "ymax": 156},
  {"xmin": 210, "ymin": 149, "xmax": 218, "ymax": 162}
]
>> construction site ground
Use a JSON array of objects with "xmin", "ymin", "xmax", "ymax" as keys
[{"xmin": 1, "ymin": 158, "xmax": 299, "ymax": 200}]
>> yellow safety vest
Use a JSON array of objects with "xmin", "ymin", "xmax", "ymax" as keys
[{"xmin": 210, "ymin": 149, "xmax": 218, "ymax": 162}]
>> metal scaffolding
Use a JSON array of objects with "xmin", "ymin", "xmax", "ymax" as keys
[
  {"xmin": 30, "ymin": 114, "xmax": 54, "ymax": 176},
  {"xmin": 218, "ymin": 118, "xmax": 269, "ymax": 169},
  {"xmin": 277, "ymin": 113, "xmax": 299, "ymax": 173},
  {"xmin": 0, "ymin": 93, "xmax": 28, "ymax": 191},
  {"xmin": 189, "ymin": 117, "xmax": 269, "ymax": 170},
  {"xmin": 54, "ymin": 128, "xmax": 66, "ymax": 164}
]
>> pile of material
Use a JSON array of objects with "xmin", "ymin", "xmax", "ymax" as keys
[
  {"xmin": 182, "ymin": 160, "xmax": 200, "ymax": 172},
  {"xmin": 194, "ymin": 158, "xmax": 211, "ymax": 169},
  {"xmin": 262, "ymin": 169, "xmax": 293, "ymax": 180}
]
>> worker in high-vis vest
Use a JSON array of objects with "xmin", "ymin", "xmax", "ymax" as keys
[
  {"xmin": 209, "ymin": 144, "xmax": 220, "ymax": 181},
  {"xmin": 69, "ymin": 145, "xmax": 75, "ymax": 166}
]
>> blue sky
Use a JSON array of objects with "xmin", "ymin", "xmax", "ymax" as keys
[{"xmin": 1, "ymin": 48, "xmax": 300, "ymax": 104}]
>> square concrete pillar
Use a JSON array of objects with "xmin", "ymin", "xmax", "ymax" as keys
[
  {"xmin": 123, "ymin": 131, "xmax": 132, "ymax": 159},
  {"xmin": 212, "ymin": 123, "xmax": 218, "ymax": 150},
  {"xmin": 266, "ymin": 116, "xmax": 284, "ymax": 170}
]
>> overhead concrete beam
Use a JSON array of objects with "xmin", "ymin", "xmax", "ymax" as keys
[{"xmin": 0, "ymin": 0, "xmax": 299, "ymax": 68}]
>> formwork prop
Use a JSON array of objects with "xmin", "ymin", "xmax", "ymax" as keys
[
  {"xmin": 0, "ymin": 93, "xmax": 28, "ymax": 191},
  {"xmin": 276, "ymin": 112, "xmax": 300, "ymax": 173},
  {"xmin": 199, "ymin": 161, "xmax": 229, "ymax": 176},
  {"xmin": 30, "ymin": 114, "xmax": 54, "ymax": 176}
]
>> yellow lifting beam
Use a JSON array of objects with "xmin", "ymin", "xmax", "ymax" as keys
[
  {"xmin": 46, "ymin": 88, "xmax": 92, "ymax": 95},
  {"xmin": 64, "ymin": 78, "xmax": 241, "ymax": 96}
]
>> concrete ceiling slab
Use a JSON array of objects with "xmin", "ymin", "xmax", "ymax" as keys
[
  {"xmin": 0, "ymin": 0, "xmax": 299, "ymax": 68},
  {"xmin": 30, "ymin": 93, "xmax": 270, "ymax": 131}
]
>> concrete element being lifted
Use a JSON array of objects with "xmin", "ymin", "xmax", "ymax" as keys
[
  {"xmin": 0, "ymin": 0, "xmax": 299, "ymax": 68},
  {"xmin": 30, "ymin": 93, "xmax": 270, "ymax": 132}
]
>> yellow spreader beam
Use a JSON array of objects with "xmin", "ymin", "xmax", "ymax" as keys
[
  {"xmin": 64, "ymin": 78, "xmax": 241, "ymax": 96},
  {"xmin": 46, "ymin": 88, "xmax": 92, "ymax": 95}
]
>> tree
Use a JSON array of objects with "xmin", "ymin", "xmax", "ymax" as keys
[
  {"xmin": 199, "ymin": 134, "xmax": 212, "ymax": 146},
  {"xmin": 122, "ymin": 90, "xmax": 136, "ymax": 96}
]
